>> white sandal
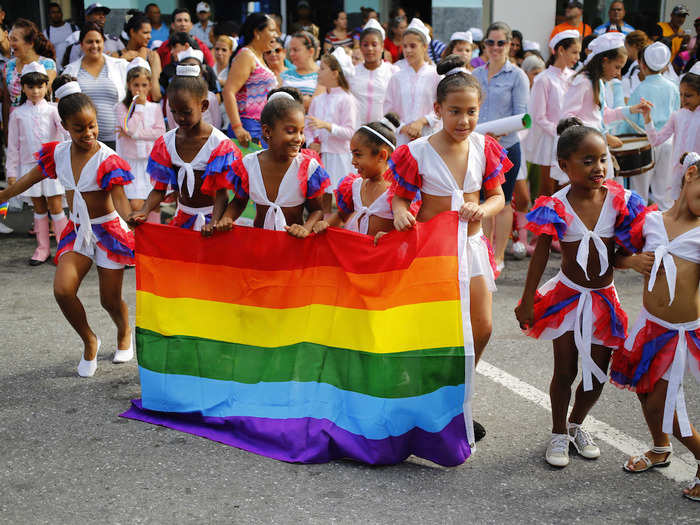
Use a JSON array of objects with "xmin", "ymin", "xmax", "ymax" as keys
[
  {"xmin": 684, "ymin": 459, "xmax": 700, "ymax": 502},
  {"xmin": 623, "ymin": 444, "xmax": 672, "ymax": 473}
]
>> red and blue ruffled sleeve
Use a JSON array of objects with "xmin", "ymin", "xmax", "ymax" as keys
[
  {"xmin": 526, "ymin": 196, "xmax": 571, "ymax": 240},
  {"xmin": 226, "ymin": 157, "xmax": 250, "ymax": 199},
  {"xmin": 483, "ymin": 135, "xmax": 513, "ymax": 190},
  {"xmin": 97, "ymin": 155, "xmax": 134, "ymax": 190},
  {"xmin": 335, "ymin": 174, "xmax": 359, "ymax": 215},
  {"xmin": 201, "ymin": 139, "xmax": 242, "ymax": 196},
  {"xmin": 299, "ymin": 153, "xmax": 331, "ymax": 199},
  {"xmin": 611, "ymin": 181, "xmax": 652, "ymax": 251},
  {"xmin": 34, "ymin": 141, "xmax": 60, "ymax": 179},
  {"xmin": 389, "ymin": 145, "xmax": 421, "ymax": 201},
  {"xmin": 147, "ymin": 136, "xmax": 176, "ymax": 191}
]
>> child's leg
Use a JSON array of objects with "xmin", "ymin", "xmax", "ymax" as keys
[
  {"xmin": 568, "ymin": 343, "xmax": 611, "ymax": 425},
  {"xmin": 469, "ymin": 276, "xmax": 492, "ymax": 364},
  {"xmin": 46, "ymin": 195, "xmax": 68, "ymax": 238},
  {"xmin": 53, "ymin": 252, "xmax": 98, "ymax": 359},
  {"xmin": 550, "ymin": 333, "xmax": 579, "ymax": 434},
  {"xmin": 625, "ymin": 381, "xmax": 673, "ymax": 470},
  {"xmin": 537, "ymin": 165, "xmax": 552, "ymax": 197},
  {"xmin": 322, "ymin": 193, "xmax": 333, "ymax": 217},
  {"xmin": 30, "ymin": 197, "xmax": 50, "ymax": 264},
  {"xmin": 97, "ymin": 266, "xmax": 131, "ymax": 350}
]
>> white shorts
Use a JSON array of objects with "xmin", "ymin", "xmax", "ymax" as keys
[
  {"xmin": 20, "ymin": 162, "xmax": 65, "ymax": 198},
  {"xmin": 58, "ymin": 211, "xmax": 127, "ymax": 270},
  {"xmin": 123, "ymin": 158, "xmax": 153, "ymax": 200},
  {"xmin": 467, "ymin": 230, "xmax": 497, "ymax": 293}
]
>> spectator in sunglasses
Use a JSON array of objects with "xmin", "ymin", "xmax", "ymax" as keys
[
  {"xmin": 263, "ymin": 37, "xmax": 288, "ymax": 85},
  {"xmin": 472, "ymin": 21, "xmax": 529, "ymax": 276}
]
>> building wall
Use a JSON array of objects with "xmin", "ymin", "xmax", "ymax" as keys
[
  {"xmin": 431, "ymin": 0, "xmax": 482, "ymax": 43},
  {"xmin": 491, "ymin": 0, "xmax": 557, "ymax": 58}
]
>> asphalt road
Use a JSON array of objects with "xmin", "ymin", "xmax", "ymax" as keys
[{"xmin": 1, "ymin": 210, "xmax": 698, "ymax": 524}]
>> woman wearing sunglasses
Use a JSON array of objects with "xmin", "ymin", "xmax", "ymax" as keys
[
  {"xmin": 263, "ymin": 37, "xmax": 288, "ymax": 86},
  {"xmin": 472, "ymin": 21, "xmax": 529, "ymax": 278}
]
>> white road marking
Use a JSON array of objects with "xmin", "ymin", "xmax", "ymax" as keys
[{"xmin": 477, "ymin": 360, "xmax": 696, "ymax": 483}]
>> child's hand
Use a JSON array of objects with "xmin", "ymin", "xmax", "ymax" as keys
[
  {"xmin": 215, "ymin": 216, "xmax": 235, "ymax": 232},
  {"xmin": 606, "ymin": 134, "xmax": 623, "ymax": 149},
  {"xmin": 285, "ymin": 224, "xmax": 310, "ymax": 238},
  {"xmin": 127, "ymin": 210, "xmax": 147, "ymax": 227},
  {"xmin": 629, "ymin": 99, "xmax": 652, "ymax": 115},
  {"xmin": 485, "ymin": 131, "xmax": 505, "ymax": 142},
  {"xmin": 401, "ymin": 120, "xmax": 423, "ymax": 140},
  {"xmin": 393, "ymin": 209, "xmax": 416, "ymax": 231},
  {"xmin": 312, "ymin": 220, "xmax": 329, "ymax": 233},
  {"xmin": 629, "ymin": 251, "xmax": 655, "ymax": 276},
  {"xmin": 514, "ymin": 299, "xmax": 534, "ymax": 331},
  {"xmin": 233, "ymin": 125, "xmax": 251, "ymax": 148},
  {"xmin": 201, "ymin": 222, "xmax": 216, "ymax": 237},
  {"xmin": 133, "ymin": 93, "xmax": 146, "ymax": 105},
  {"xmin": 459, "ymin": 202, "xmax": 484, "ymax": 222},
  {"xmin": 374, "ymin": 231, "xmax": 387, "ymax": 245},
  {"xmin": 638, "ymin": 99, "xmax": 653, "ymax": 123},
  {"xmin": 306, "ymin": 116, "xmax": 330, "ymax": 131}
]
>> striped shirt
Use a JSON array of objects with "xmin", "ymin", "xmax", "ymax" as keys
[
  {"xmin": 324, "ymin": 31, "xmax": 353, "ymax": 49},
  {"xmin": 78, "ymin": 64, "xmax": 119, "ymax": 142},
  {"xmin": 280, "ymin": 67, "xmax": 318, "ymax": 97}
]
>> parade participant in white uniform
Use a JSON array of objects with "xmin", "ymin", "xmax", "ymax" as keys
[
  {"xmin": 6, "ymin": 62, "xmax": 66, "ymax": 265},
  {"xmin": 349, "ymin": 19, "xmax": 397, "ymax": 124},
  {"xmin": 384, "ymin": 18, "xmax": 440, "ymax": 146}
]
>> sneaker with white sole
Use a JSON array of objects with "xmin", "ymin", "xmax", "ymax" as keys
[
  {"xmin": 569, "ymin": 424, "xmax": 600, "ymax": 459},
  {"xmin": 0, "ymin": 222, "xmax": 13, "ymax": 234},
  {"xmin": 546, "ymin": 433, "xmax": 571, "ymax": 467}
]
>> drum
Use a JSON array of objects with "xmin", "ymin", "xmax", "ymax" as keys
[{"xmin": 610, "ymin": 134, "xmax": 654, "ymax": 177}]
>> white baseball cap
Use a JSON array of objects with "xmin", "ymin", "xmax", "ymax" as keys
[{"xmin": 196, "ymin": 2, "xmax": 210, "ymax": 13}]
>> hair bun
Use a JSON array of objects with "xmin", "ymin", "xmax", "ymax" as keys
[
  {"xmin": 556, "ymin": 116, "xmax": 584, "ymax": 136},
  {"xmin": 436, "ymin": 54, "xmax": 468, "ymax": 76}
]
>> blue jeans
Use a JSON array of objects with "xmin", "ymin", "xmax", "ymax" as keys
[{"xmin": 501, "ymin": 142, "xmax": 521, "ymax": 203}]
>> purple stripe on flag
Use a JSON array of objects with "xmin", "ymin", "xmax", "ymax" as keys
[{"xmin": 121, "ymin": 399, "xmax": 470, "ymax": 466}]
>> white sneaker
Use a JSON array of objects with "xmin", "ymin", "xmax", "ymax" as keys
[
  {"xmin": 113, "ymin": 338, "xmax": 134, "ymax": 363},
  {"xmin": 569, "ymin": 424, "xmax": 600, "ymax": 459},
  {"xmin": 0, "ymin": 222, "xmax": 13, "ymax": 234},
  {"xmin": 546, "ymin": 433, "xmax": 571, "ymax": 467}
]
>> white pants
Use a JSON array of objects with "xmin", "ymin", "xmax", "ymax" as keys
[{"xmin": 649, "ymin": 138, "xmax": 674, "ymax": 211}]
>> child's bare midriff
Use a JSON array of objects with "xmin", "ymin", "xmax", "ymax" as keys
[
  {"xmin": 254, "ymin": 202, "xmax": 305, "ymax": 228},
  {"xmin": 644, "ymin": 256, "xmax": 700, "ymax": 323},
  {"xmin": 178, "ymin": 170, "xmax": 214, "ymax": 208},
  {"xmin": 417, "ymin": 191, "xmax": 484, "ymax": 236},
  {"xmin": 67, "ymin": 190, "xmax": 116, "ymax": 219},
  {"xmin": 559, "ymin": 237, "xmax": 616, "ymax": 289}
]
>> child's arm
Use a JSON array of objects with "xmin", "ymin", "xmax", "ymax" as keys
[
  {"xmin": 287, "ymin": 197, "xmax": 323, "ymax": 238},
  {"xmin": 214, "ymin": 194, "xmax": 248, "ymax": 232},
  {"xmin": 614, "ymin": 250, "xmax": 655, "ymax": 276},
  {"xmin": 202, "ymin": 188, "xmax": 232, "ymax": 236},
  {"xmin": 460, "ymin": 185, "xmax": 505, "ymax": 223},
  {"xmin": 124, "ymin": 103, "xmax": 167, "ymax": 141},
  {"xmin": 0, "ymin": 166, "xmax": 45, "ymax": 202},
  {"xmin": 514, "ymin": 234, "xmax": 552, "ymax": 330},
  {"xmin": 642, "ymin": 104, "xmax": 674, "ymax": 146},
  {"xmin": 5, "ymin": 112, "xmax": 20, "ymax": 183},
  {"xmin": 128, "ymin": 188, "xmax": 165, "ymax": 226},
  {"xmin": 392, "ymin": 195, "xmax": 417, "ymax": 231},
  {"xmin": 312, "ymin": 210, "xmax": 345, "ymax": 233},
  {"xmin": 110, "ymin": 184, "xmax": 133, "ymax": 221}
]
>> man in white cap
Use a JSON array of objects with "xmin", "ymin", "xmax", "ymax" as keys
[
  {"xmin": 191, "ymin": 2, "xmax": 214, "ymax": 49},
  {"xmin": 652, "ymin": 4, "xmax": 689, "ymax": 60},
  {"xmin": 620, "ymin": 41, "xmax": 679, "ymax": 208},
  {"xmin": 65, "ymin": 3, "xmax": 124, "ymax": 65}
]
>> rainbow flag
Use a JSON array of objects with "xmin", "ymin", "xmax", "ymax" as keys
[
  {"xmin": 0, "ymin": 201, "xmax": 7, "ymax": 219},
  {"xmin": 121, "ymin": 212, "xmax": 473, "ymax": 465}
]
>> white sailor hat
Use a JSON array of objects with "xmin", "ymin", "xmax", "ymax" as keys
[
  {"xmin": 21, "ymin": 61, "xmax": 47, "ymax": 77},
  {"xmin": 449, "ymin": 31, "xmax": 473, "ymax": 44},
  {"xmin": 584, "ymin": 32, "xmax": 625, "ymax": 65},
  {"xmin": 178, "ymin": 48, "xmax": 205, "ymax": 64},
  {"xmin": 331, "ymin": 46, "xmax": 355, "ymax": 78},
  {"xmin": 405, "ymin": 18, "xmax": 430, "ymax": 44},
  {"xmin": 549, "ymin": 29, "xmax": 579, "ymax": 51},
  {"xmin": 362, "ymin": 18, "xmax": 385, "ymax": 41},
  {"xmin": 523, "ymin": 40, "xmax": 541, "ymax": 52},
  {"xmin": 469, "ymin": 27, "xmax": 483, "ymax": 42},
  {"xmin": 126, "ymin": 56, "xmax": 151, "ymax": 74},
  {"xmin": 643, "ymin": 42, "xmax": 671, "ymax": 72}
]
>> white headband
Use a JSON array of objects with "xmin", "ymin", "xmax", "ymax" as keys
[
  {"xmin": 227, "ymin": 35, "xmax": 238, "ymax": 51},
  {"xmin": 21, "ymin": 61, "xmax": 47, "ymax": 77},
  {"xmin": 445, "ymin": 66, "xmax": 470, "ymax": 76},
  {"xmin": 362, "ymin": 18, "xmax": 385, "ymax": 41},
  {"xmin": 268, "ymin": 91, "xmax": 295, "ymax": 102},
  {"xmin": 360, "ymin": 125, "xmax": 395, "ymax": 150},
  {"xmin": 683, "ymin": 152, "xmax": 700, "ymax": 171},
  {"xmin": 176, "ymin": 64, "xmax": 201, "ymax": 77},
  {"xmin": 55, "ymin": 81, "xmax": 81, "ymax": 99},
  {"xmin": 126, "ymin": 56, "xmax": 151, "ymax": 74},
  {"xmin": 449, "ymin": 31, "xmax": 473, "ymax": 44},
  {"xmin": 549, "ymin": 29, "xmax": 579, "ymax": 51},
  {"xmin": 178, "ymin": 48, "xmax": 204, "ymax": 64},
  {"xmin": 380, "ymin": 117, "xmax": 397, "ymax": 132},
  {"xmin": 584, "ymin": 32, "xmax": 625, "ymax": 65}
]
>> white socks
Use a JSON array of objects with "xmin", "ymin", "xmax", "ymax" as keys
[
  {"xmin": 50, "ymin": 211, "xmax": 66, "ymax": 222},
  {"xmin": 77, "ymin": 337, "xmax": 101, "ymax": 377}
]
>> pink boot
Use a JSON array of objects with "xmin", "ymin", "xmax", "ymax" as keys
[
  {"xmin": 51, "ymin": 211, "xmax": 69, "ymax": 239},
  {"xmin": 29, "ymin": 213, "xmax": 51, "ymax": 265},
  {"xmin": 513, "ymin": 211, "xmax": 529, "ymax": 245}
]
